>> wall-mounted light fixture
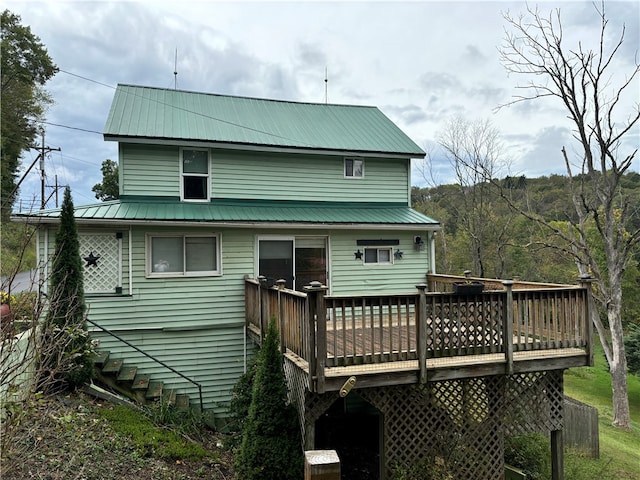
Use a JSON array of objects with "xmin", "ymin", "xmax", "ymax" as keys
[{"xmin": 414, "ymin": 236, "xmax": 425, "ymax": 251}]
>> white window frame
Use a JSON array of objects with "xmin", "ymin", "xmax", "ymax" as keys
[
  {"xmin": 363, "ymin": 247, "xmax": 394, "ymax": 265},
  {"xmin": 344, "ymin": 157, "xmax": 364, "ymax": 178},
  {"xmin": 146, "ymin": 233, "xmax": 222, "ymax": 278},
  {"xmin": 180, "ymin": 147, "xmax": 210, "ymax": 202}
]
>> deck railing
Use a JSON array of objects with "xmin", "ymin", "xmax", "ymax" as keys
[{"xmin": 245, "ymin": 275, "xmax": 593, "ymax": 392}]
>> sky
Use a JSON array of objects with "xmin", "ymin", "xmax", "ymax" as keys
[{"xmin": 6, "ymin": 0, "xmax": 640, "ymax": 211}]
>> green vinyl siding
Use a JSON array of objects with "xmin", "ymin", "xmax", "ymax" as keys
[
  {"xmin": 329, "ymin": 230, "xmax": 431, "ymax": 295},
  {"xmin": 92, "ymin": 328, "xmax": 247, "ymax": 417},
  {"xmin": 212, "ymin": 150, "xmax": 409, "ymax": 203},
  {"xmin": 119, "ymin": 143, "xmax": 409, "ymax": 203},
  {"xmin": 121, "ymin": 144, "xmax": 179, "ymax": 197}
]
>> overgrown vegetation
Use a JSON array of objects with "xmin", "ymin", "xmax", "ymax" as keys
[
  {"xmin": 504, "ymin": 433, "xmax": 550, "ymax": 480},
  {"xmin": 234, "ymin": 319, "xmax": 303, "ymax": 480},
  {"xmin": 226, "ymin": 358, "xmax": 256, "ymax": 448},
  {"xmin": 0, "ymin": 392, "xmax": 234, "ymax": 479}
]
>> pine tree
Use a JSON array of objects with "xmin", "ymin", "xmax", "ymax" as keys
[
  {"xmin": 43, "ymin": 186, "xmax": 93, "ymax": 387},
  {"xmin": 235, "ymin": 318, "xmax": 303, "ymax": 480}
]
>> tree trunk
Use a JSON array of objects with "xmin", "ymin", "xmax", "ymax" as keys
[{"xmin": 608, "ymin": 304, "xmax": 631, "ymax": 429}]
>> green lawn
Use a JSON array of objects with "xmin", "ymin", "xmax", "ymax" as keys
[{"xmin": 564, "ymin": 342, "xmax": 640, "ymax": 480}]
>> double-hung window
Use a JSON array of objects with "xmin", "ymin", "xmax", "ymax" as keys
[
  {"xmin": 344, "ymin": 157, "xmax": 364, "ymax": 178},
  {"xmin": 147, "ymin": 234, "xmax": 221, "ymax": 277},
  {"xmin": 364, "ymin": 247, "xmax": 393, "ymax": 265},
  {"xmin": 181, "ymin": 148, "xmax": 210, "ymax": 201}
]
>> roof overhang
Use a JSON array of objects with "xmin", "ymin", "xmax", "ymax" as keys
[
  {"xmin": 103, "ymin": 135, "xmax": 426, "ymax": 160},
  {"xmin": 12, "ymin": 198, "xmax": 441, "ymax": 231}
]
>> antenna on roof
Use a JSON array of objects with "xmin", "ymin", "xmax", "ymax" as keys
[
  {"xmin": 174, "ymin": 48, "xmax": 178, "ymax": 90},
  {"xmin": 324, "ymin": 66, "xmax": 328, "ymax": 104}
]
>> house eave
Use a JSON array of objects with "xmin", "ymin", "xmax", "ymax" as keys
[
  {"xmin": 13, "ymin": 215, "xmax": 441, "ymax": 231},
  {"xmin": 103, "ymin": 135, "xmax": 426, "ymax": 160}
]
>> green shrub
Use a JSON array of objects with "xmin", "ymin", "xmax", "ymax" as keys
[
  {"xmin": 226, "ymin": 358, "xmax": 256, "ymax": 446},
  {"xmin": 504, "ymin": 433, "xmax": 550, "ymax": 480},
  {"xmin": 234, "ymin": 318, "xmax": 303, "ymax": 480}
]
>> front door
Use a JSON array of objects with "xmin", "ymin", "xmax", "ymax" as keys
[{"xmin": 258, "ymin": 237, "xmax": 327, "ymax": 291}]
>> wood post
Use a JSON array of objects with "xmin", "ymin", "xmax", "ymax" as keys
[
  {"xmin": 257, "ymin": 275, "xmax": 267, "ymax": 343},
  {"xmin": 551, "ymin": 429, "xmax": 564, "ymax": 480},
  {"xmin": 276, "ymin": 278, "xmax": 286, "ymax": 353},
  {"xmin": 305, "ymin": 281, "xmax": 328, "ymax": 393},
  {"xmin": 503, "ymin": 280, "xmax": 514, "ymax": 375},
  {"xmin": 304, "ymin": 450, "xmax": 340, "ymax": 480},
  {"xmin": 579, "ymin": 274, "xmax": 595, "ymax": 366},
  {"xmin": 416, "ymin": 283, "xmax": 428, "ymax": 384}
]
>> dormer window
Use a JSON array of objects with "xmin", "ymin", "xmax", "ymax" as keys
[
  {"xmin": 344, "ymin": 157, "xmax": 364, "ymax": 178},
  {"xmin": 181, "ymin": 148, "xmax": 210, "ymax": 201}
]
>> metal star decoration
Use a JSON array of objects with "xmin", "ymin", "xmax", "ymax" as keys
[
  {"xmin": 354, "ymin": 249, "xmax": 363, "ymax": 260},
  {"xmin": 83, "ymin": 251, "xmax": 100, "ymax": 267}
]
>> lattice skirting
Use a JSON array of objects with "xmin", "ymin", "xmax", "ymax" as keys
[{"xmin": 283, "ymin": 363, "xmax": 564, "ymax": 480}]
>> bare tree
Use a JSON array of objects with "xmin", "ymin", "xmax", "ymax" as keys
[
  {"xmin": 437, "ymin": 116, "xmax": 513, "ymax": 278},
  {"xmin": 499, "ymin": 3, "xmax": 640, "ymax": 429}
]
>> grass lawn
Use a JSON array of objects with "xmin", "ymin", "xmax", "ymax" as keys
[{"xmin": 564, "ymin": 341, "xmax": 640, "ymax": 480}]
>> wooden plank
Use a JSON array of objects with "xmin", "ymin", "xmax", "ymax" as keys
[
  {"xmin": 117, "ymin": 365, "xmax": 137, "ymax": 382},
  {"xmin": 146, "ymin": 381, "xmax": 163, "ymax": 399},
  {"xmin": 102, "ymin": 358, "xmax": 123, "ymax": 374}
]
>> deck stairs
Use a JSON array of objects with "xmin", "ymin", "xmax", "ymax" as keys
[{"xmin": 92, "ymin": 350, "xmax": 190, "ymax": 410}]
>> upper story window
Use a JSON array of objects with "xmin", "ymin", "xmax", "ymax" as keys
[
  {"xmin": 344, "ymin": 157, "xmax": 364, "ymax": 178},
  {"xmin": 364, "ymin": 247, "xmax": 393, "ymax": 265},
  {"xmin": 147, "ymin": 234, "xmax": 221, "ymax": 277},
  {"xmin": 181, "ymin": 148, "xmax": 210, "ymax": 201}
]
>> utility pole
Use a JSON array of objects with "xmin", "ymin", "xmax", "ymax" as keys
[{"xmin": 38, "ymin": 129, "xmax": 60, "ymax": 210}]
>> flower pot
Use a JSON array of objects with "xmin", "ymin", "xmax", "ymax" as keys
[{"xmin": 452, "ymin": 281, "xmax": 484, "ymax": 295}]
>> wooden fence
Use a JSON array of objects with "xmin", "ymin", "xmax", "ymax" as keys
[{"xmin": 564, "ymin": 396, "xmax": 599, "ymax": 458}]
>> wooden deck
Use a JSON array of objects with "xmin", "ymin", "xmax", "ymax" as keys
[{"xmin": 245, "ymin": 273, "xmax": 594, "ymax": 392}]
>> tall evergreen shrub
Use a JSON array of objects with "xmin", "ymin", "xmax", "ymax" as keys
[
  {"xmin": 43, "ymin": 187, "xmax": 93, "ymax": 387},
  {"xmin": 235, "ymin": 319, "xmax": 302, "ymax": 480}
]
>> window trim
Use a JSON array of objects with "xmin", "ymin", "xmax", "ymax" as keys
[
  {"xmin": 146, "ymin": 233, "xmax": 222, "ymax": 278},
  {"xmin": 363, "ymin": 246, "xmax": 394, "ymax": 265},
  {"xmin": 180, "ymin": 147, "xmax": 211, "ymax": 202},
  {"xmin": 344, "ymin": 157, "xmax": 364, "ymax": 178}
]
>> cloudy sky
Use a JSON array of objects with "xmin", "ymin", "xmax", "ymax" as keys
[{"xmin": 7, "ymin": 0, "xmax": 640, "ymax": 210}]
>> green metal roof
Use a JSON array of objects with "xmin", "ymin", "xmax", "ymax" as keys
[
  {"xmin": 15, "ymin": 198, "xmax": 440, "ymax": 229},
  {"xmin": 103, "ymin": 85, "xmax": 425, "ymax": 157}
]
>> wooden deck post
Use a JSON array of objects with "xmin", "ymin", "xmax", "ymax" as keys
[
  {"xmin": 551, "ymin": 428, "xmax": 564, "ymax": 480},
  {"xmin": 503, "ymin": 280, "xmax": 514, "ymax": 375},
  {"xmin": 579, "ymin": 274, "xmax": 595, "ymax": 366},
  {"xmin": 276, "ymin": 279, "xmax": 287, "ymax": 353},
  {"xmin": 304, "ymin": 450, "xmax": 340, "ymax": 480},
  {"xmin": 257, "ymin": 275, "xmax": 267, "ymax": 343},
  {"xmin": 305, "ymin": 281, "xmax": 328, "ymax": 394},
  {"xmin": 416, "ymin": 284, "xmax": 428, "ymax": 384}
]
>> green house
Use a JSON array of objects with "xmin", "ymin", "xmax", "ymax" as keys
[{"xmin": 18, "ymin": 84, "xmax": 440, "ymax": 415}]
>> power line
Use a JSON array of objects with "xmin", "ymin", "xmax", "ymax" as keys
[{"xmin": 40, "ymin": 121, "xmax": 102, "ymax": 135}]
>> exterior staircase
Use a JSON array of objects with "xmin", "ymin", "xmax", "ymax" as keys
[{"xmin": 93, "ymin": 350, "xmax": 190, "ymax": 410}]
